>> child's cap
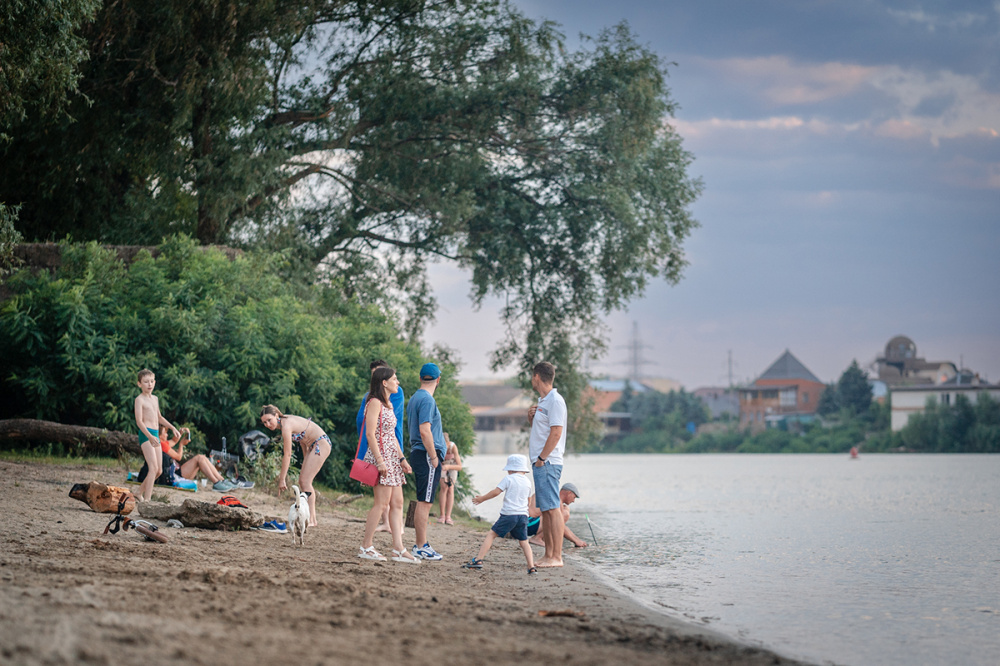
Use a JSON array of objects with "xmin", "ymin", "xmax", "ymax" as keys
[{"xmin": 503, "ymin": 454, "xmax": 530, "ymax": 473}]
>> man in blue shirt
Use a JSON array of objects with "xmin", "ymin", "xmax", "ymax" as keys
[
  {"xmin": 356, "ymin": 359, "xmax": 405, "ymax": 533},
  {"xmin": 406, "ymin": 362, "xmax": 446, "ymax": 561}
]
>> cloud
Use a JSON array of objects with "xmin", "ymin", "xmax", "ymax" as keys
[
  {"xmin": 886, "ymin": 7, "xmax": 988, "ymax": 33},
  {"xmin": 689, "ymin": 55, "xmax": 1000, "ymax": 139},
  {"xmin": 706, "ymin": 56, "xmax": 875, "ymax": 106}
]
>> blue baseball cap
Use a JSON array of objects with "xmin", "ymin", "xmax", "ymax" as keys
[{"xmin": 420, "ymin": 363, "xmax": 441, "ymax": 380}]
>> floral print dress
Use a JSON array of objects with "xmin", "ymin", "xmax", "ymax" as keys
[{"xmin": 362, "ymin": 400, "xmax": 404, "ymax": 487}]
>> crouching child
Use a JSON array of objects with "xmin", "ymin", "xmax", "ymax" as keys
[{"xmin": 463, "ymin": 454, "xmax": 536, "ymax": 574}]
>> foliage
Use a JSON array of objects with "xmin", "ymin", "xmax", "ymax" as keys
[
  {"xmin": 816, "ymin": 383, "xmax": 838, "ymax": 416},
  {"xmin": 837, "ymin": 360, "xmax": 873, "ymax": 416},
  {"xmin": 0, "ymin": 2, "xmax": 701, "ymax": 437},
  {"xmin": 0, "ymin": 236, "xmax": 474, "ymax": 489},
  {"xmin": 599, "ymin": 386, "xmax": 709, "ymax": 452},
  {"xmin": 816, "ymin": 360, "xmax": 873, "ymax": 418},
  {"xmin": 0, "ymin": 203, "xmax": 23, "ymax": 276},
  {"xmin": 0, "ymin": 0, "xmax": 101, "ymax": 132},
  {"xmin": 897, "ymin": 393, "xmax": 1000, "ymax": 453}
]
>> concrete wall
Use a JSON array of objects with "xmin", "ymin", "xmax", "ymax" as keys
[
  {"xmin": 891, "ymin": 387, "xmax": 1000, "ymax": 431},
  {"xmin": 472, "ymin": 430, "xmax": 527, "ymax": 455}
]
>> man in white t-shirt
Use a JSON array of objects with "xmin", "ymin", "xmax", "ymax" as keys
[{"xmin": 527, "ymin": 361, "xmax": 568, "ymax": 567}]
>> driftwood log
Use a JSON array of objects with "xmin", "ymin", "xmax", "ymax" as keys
[
  {"xmin": 0, "ymin": 419, "xmax": 141, "ymax": 456},
  {"xmin": 69, "ymin": 482, "xmax": 136, "ymax": 514},
  {"xmin": 138, "ymin": 499, "xmax": 264, "ymax": 530}
]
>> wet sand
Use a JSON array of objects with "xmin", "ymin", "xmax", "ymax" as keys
[{"xmin": 0, "ymin": 459, "xmax": 810, "ymax": 665}]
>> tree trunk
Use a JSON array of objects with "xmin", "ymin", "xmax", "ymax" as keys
[
  {"xmin": 0, "ymin": 419, "xmax": 141, "ymax": 456},
  {"xmin": 69, "ymin": 482, "xmax": 136, "ymax": 514},
  {"xmin": 138, "ymin": 499, "xmax": 264, "ymax": 530}
]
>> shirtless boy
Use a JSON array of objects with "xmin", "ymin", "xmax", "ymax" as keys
[{"xmin": 134, "ymin": 369, "xmax": 180, "ymax": 501}]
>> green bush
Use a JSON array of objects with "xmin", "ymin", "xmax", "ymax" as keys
[{"xmin": 0, "ymin": 237, "xmax": 474, "ymax": 490}]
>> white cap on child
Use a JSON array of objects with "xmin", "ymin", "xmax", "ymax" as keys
[{"xmin": 503, "ymin": 454, "xmax": 531, "ymax": 473}]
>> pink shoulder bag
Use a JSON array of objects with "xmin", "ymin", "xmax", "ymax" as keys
[{"xmin": 349, "ymin": 404, "xmax": 381, "ymax": 487}]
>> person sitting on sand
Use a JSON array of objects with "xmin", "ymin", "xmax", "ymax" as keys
[
  {"xmin": 159, "ymin": 428, "xmax": 236, "ymax": 492},
  {"xmin": 437, "ymin": 433, "xmax": 462, "ymax": 525},
  {"xmin": 260, "ymin": 404, "xmax": 332, "ymax": 527},
  {"xmin": 527, "ymin": 483, "xmax": 587, "ymax": 549},
  {"xmin": 462, "ymin": 454, "xmax": 536, "ymax": 574}
]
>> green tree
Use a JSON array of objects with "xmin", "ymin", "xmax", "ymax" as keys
[
  {"xmin": 0, "ymin": 203, "xmax": 23, "ymax": 275},
  {"xmin": 605, "ymin": 387, "xmax": 708, "ymax": 452},
  {"xmin": 1, "ymin": 2, "xmax": 701, "ymax": 431},
  {"xmin": 0, "ymin": 237, "xmax": 475, "ymax": 488},
  {"xmin": 0, "ymin": 0, "xmax": 100, "ymax": 132},
  {"xmin": 816, "ymin": 383, "xmax": 838, "ymax": 416},
  {"xmin": 837, "ymin": 360, "xmax": 872, "ymax": 416}
]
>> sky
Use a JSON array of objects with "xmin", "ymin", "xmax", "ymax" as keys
[{"xmin": 423, "ymin": 0, "xmax": 1000, "ymax": 388}]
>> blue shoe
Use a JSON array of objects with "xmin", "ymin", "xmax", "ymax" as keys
[
  {"xmin": 212, "ymin": 479, "xmax": 236, "ymax": 492},
  {"xmin": 235, "ymin": 477, "xmax": 255, "ymax": 489},
  {"xmin": 412, "ymin": 543, "xmax": 443, "ymax": 561},
  {"xmin": 259, "ymin": 520, "xmax": 287, "ymax": 534},
  {"xmin": 462, "ymin": 558, "xmax": 483, "ymax": 569}
]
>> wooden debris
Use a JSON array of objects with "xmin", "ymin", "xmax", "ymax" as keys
[
  {"xmin": 69, "ymin": 482, "xmax": 135, "ymax": 514},
  {"xmin": 137, "ymin": 498, "xmax": 264, "ymax": 530},
  {"xmin": 334, "ymin": 493, "xmax": 364, "ymax": 504},
  {"xmin": 1, "ymin": 419, "xmax": 141, "ymax": 456}
]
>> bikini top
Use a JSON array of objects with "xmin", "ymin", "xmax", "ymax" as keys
[{"xmin": 291, "ymin": 417, "xmax": 313, "ymax": 442}]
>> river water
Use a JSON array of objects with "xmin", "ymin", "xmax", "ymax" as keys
[{"xmin": 460, "ymin": 453, "xmax": 1000, "ymax": 666}]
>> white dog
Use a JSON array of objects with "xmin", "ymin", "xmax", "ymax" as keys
[{"xmin": 287, "ymin": 485, "xmax": 310, "ymax": 546}]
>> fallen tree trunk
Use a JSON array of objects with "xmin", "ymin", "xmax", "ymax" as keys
[
  {"xmin": 138, "ymin": 499, "xmax": 264, "ymax": 531},
  {"xmin": 0, "ymin": 419, "xmax": 140, "ymax": 456}
]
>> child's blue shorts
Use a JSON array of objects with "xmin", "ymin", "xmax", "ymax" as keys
[{"xmin": 492, "ymin": 514, "xmax": 528, "ymax": 541}]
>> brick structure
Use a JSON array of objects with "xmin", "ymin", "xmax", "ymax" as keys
[{"xmin": 739, "ymin": 350, "xmax": 826, "ymax": 432}]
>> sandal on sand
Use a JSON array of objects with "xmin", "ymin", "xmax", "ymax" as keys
[
  {"xmin": 445, "ymin": 518, "xmax": 454, "ymax": 525},
  {"xmin": 527, "ymin": 567, "xmax": 537, "ymax": 574},
  {"xmin": 358, "ymin": 546, "xmax": 386, "ymax": 561},
  {"xmin": 462, "ymin": 558, "xmax": 484, "ymax": 569},
  {"xmin": 391, "ymin": 549, "xmax": 420, "ymax": 564},
  {"xmin": 436, "ymin": 518, "xmax": 446, "ymax": 524}
]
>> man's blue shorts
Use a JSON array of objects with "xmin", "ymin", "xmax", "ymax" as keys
[
  {"xmin": 532, "ymin": 461, "xmax": 562, "ymax": 512},
  {"xmin": 492, "ymin": 514, "xmax": 528, "ymax": 541}
]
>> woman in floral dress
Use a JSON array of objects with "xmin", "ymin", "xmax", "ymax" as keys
[{"xmin": 358, "ymin": 366, "xmax": 418, "ymax": 563}]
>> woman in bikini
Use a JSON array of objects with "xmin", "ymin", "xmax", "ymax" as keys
[
  {"xmin": 260, "ymin": 404, "xmax": 331, "ymax": 526},
  {"xmin": 358, "ymin": 366, "xmax": 417, "ymax": 563}
]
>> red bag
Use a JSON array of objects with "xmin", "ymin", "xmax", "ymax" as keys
[{"xmin": 350, "ymin": 405, "xmax": 381, "ymax": 487}]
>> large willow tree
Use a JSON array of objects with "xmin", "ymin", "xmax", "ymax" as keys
[{"xmin": 1, "ymin": 1, "xmax": 701, "ymax": 441}]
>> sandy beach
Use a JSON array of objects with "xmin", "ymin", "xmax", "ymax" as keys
[{"xmin": 0, "ymin": 458, "xmax": 809, "ymax": 665}]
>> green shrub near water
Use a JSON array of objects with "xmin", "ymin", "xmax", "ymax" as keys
[{"xmin": 0, "ymin": 236, "xmax": 474, "ymax": 490}]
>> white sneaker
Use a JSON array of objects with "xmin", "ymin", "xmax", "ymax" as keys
[
  {"xmin": 358, "ymin": 546, "xmax": 386, "ymax": 561},
  {"xmin": 412, "ymin": 543, "xmax": 443, "ymax": 561}
]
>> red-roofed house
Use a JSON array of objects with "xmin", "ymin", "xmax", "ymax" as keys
[{"xmin": 738, "ymin": 350, "xmax": 826, "ymax": 432}]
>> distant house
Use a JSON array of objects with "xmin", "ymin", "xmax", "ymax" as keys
[
  {"xmin": 460, "ymin": 383, "xmax": 533, "ymax": 455},
  {"xmin": 875, "ymin": 335, "xmax": 957, "ymax": 387},
  {"xmin": 890, "ymin": 373, "xmax": 1000, "ymax": 431},
  {"xmin": 693, "ymin": 387, "xmax": 739, "ymax": 420},
  {"xmin": 738, "ymin": 350, "xmax": 826, "ymax": 432}
]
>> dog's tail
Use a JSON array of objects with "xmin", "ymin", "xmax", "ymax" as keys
[{"xmin": 292, "ymin": 484, "xmax": 302, "ymax": 507}]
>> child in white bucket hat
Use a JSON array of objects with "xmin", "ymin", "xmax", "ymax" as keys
[{"xmin": 463, "ymin": 454, "xmax": 536, "ymax": 573}]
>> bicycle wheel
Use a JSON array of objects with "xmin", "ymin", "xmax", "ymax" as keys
[{"xmin": 133, "ymin": 524, "xmax": 168, "ymax": 543}]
